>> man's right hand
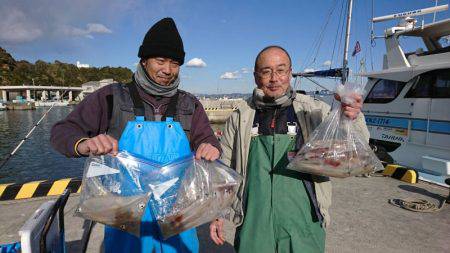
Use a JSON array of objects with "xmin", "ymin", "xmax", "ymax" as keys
[
  {"xmin": 77, "ymin": 134, "xmax": 118, "ymax": 156},
  {"xmin": 209, "ymin": 218, "xmax": 225, "ymax": 245}
]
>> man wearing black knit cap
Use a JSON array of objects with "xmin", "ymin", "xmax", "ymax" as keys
[{"xmin": 51, "ymin": 17, "xmax": 220, "ymax": 252}]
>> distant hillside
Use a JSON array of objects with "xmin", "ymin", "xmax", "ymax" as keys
[{"xmin": 0, "ymin": 47, "xmax": 132, "ymax": 87}]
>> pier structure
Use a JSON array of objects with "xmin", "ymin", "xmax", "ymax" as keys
[
  {"xmin": 0, "ymin": 86, "xmax": 83, "ymax": 102},
  {"xmin": 200, "ymin": 98, "xmax": 246, "ymax": 123}
]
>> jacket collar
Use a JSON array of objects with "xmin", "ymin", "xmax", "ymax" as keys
[{"xmin": 241, "ymin": 93, "xmax": 309, "ymax": 140}]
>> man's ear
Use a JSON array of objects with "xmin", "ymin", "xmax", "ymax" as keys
[
  {"xmin": 288, "ymin": 68, "xmax": 293, "ymax": 82},
  {"xmin": 140, "ymin": 58, "xmax": 147, "ymax": 68},
  {"xmin": 254, "ymin": 72, "xmax": 261, "ymax": 86}
]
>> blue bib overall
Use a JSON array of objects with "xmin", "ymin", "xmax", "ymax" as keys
[{"xmin": 103, "ymin": 83, "xmax": 198, "ymax": 253}]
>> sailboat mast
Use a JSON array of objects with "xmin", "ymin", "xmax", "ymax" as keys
[{"xmin": 342, "ymin": 0, "xmax": 354, "ymax": 84}]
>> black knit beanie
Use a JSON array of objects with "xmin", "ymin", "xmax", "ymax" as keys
[{"xmin": 138, "ymin": 17, "xmax": 185, "ymax": 65}]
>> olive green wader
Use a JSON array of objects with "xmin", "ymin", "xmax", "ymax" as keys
[{"xmin": 236, "ymin": 133, "xmax": 325, "ymax": 253}]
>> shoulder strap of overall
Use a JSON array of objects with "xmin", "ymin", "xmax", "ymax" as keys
[
  {"xmin": 287, "ymin": 104, "xmax": 297, "ymax": 124},
  {"xmin": 128, "ymin": 81, "xmax": 146, "ymax": 119},
  {"xmin": 252, "ymin": 108, "xmax": 261, "ymax": 126},
  {"xmin": 162, "ymin": 91, "xmax": 179, "ymax": 121},
  {"xmin": 287, "ymin": 104, "xmax": 305, "ymax": 150}
]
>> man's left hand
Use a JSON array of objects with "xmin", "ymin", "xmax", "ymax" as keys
[
  {"xmin": 334, "ymin": 93, "xmax": 363, "ymax": 120},
  {"xmin": 195, "ymin": 143, "xmax": 220, "ymax": 161}
]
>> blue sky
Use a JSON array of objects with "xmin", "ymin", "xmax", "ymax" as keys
[{"xmin": 1, "ymin": 0, "xmax": 449, "ymax": 94}]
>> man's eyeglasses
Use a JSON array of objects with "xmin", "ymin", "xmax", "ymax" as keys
[{"xmin": 256, "ymin": 68, "xmax": 291, "ymax": 79}]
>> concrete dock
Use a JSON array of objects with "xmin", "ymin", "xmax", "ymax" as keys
[
  {"xmin": 1, "ymin": 175, "xmax": 448, "ymax": 252},
  {"xmin": 200, "ymin": 99, "xmax": 246, "ymax": 123}
]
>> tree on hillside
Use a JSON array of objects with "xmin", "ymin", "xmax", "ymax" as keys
[{"xmin": 0, "ymin": 47, "xmax": 133, "ymax": 86}]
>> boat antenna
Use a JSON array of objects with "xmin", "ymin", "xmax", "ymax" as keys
[
  {"xmin": 0, "ymin": 90, "xmax": 68, "ymax": 171},
  {"xmin": 433, "ymin": 0, "xmax": 439, "ymax": 23},
  {"xmin": 369, "ymin": 0, "xmax": 376, "ymax": 71},
  {"xmin": 372, "ymin": 4, "xmax": 448, "ymax": 23},
  {"xmin": 302, "ymin": 0, "xmax": 339, "ymax": 71},
  {"xmin": 330, "ymin": 0, "xmax": 346, "ymax": 70},
  {"xmin": 342, "ymin": 0, "xmax": 354, "ymax": 84}
]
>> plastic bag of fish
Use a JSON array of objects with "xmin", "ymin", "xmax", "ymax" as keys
[
  {"xmin": 287, "ymin": 82, "xmax": 383, "ymax": 178},
  {"xmin": 76, "ymin": 151, "xmax": 242, "ymax": 238},
  {"xmin": 75, "ymin": 152, "xmax": 153, "ymax": 236},
  {"xmin": 149, "ymin": 157, "xmax": 242, "ymax": 239}
]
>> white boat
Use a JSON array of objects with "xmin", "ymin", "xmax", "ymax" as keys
[
  {"xmin": 35, "ymin": 101, "xmax": 69, "ymax": 107},
  {"xmin": 0, "ymin": 103, "xmax": 6, "ymax": 111},
  {"xmin": 361, "ymin": 5, "xmax": 450, "ymax": 186}
]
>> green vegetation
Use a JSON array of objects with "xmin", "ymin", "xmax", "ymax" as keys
[{"xmin": 0, "ymin": 47, "xmax": 132, "ymax": 87}]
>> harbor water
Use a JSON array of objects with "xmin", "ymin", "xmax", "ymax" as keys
[{"xmin": 0, "ymin": 107, "xmax": 85, "ymax": 184}]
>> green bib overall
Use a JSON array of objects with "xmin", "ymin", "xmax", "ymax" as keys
[{"xmin": 236, "ymin": 133, "xmax": 325, "ymax": 253}]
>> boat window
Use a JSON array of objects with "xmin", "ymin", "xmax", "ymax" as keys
[
  {"xmin": 416, "ymin": 35, "xmax": 450, "ymax": 56},
  {"xmin": 438, "ymin": 35, "xmax": 450, "ymax": 48},
  {"xmin": 405, "ymin": 69, "xmax": 450, "ymax": 98},
  {"xmin": 399, "ymin": 36, "xmax": 427, "ymax": 55},
  {"xmin": 364, "ymin": 79, "xmax": 406, "ymax": 103},
  {"xmin": 435, "ymin": 70, "xmax": 450, "ymax": 98}
]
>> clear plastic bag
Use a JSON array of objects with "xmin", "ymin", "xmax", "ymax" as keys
[
  {"xmin": 150, "ymin": 157, "xmax": 242, "ymax": 239},
  {"xmin": 76, "ymin": 151, "xmax": 242, "ymax": 238},
  {"xmin": 75, "ymin": 152, "xmax": 161, "ymax": 236},
  {"xmin": 287, "ymin": 82, "xmax": 383, "ymax": 178}
]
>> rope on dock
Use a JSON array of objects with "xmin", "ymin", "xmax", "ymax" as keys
[
  {"xmin": 0, "ymin": 178, "xmax": 81, "ymax": 201},
  {"xmin": 380, "ymin": 163, "xmax": 447, "ymax": 212},
  {"xmin": 388, "ymin": 197, "xmax": 446, "ymax": 212}
]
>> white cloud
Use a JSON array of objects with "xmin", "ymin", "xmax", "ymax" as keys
[
  {"xmin": 220, "ymin": 72, "xmax": 241, "ymax": 79},
  {"xmin": 0, "ymin": 8, "xmax": 43, "ymax": 43},
  {"xmin": 323, "ymin": 60, "xmax": 332, "ymax": 67},
  {"xmin": 304, "ymin": 68, "xmax": 315, "ymax": 73},
  {"xmin": 241, "ymin": 68, "xmax": 250, "ymax": 74},
  {"xmin": 62, "ymin": 23, "xmax": 112, "ymax": 38},
  {"xmin": 186, "ymin": 58, "xmax": 207, "ymax": 68},
  {"xmin": 86, "ymin": 23, "xmax": 112, "ymax": 33},
  {"xmin": 0, "ymin": 0, "xmax": 172, "ymax": 46}
]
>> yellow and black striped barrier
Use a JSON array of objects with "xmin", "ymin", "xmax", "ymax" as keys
[
  {"xmin": 383, "ymin": 164, "xmax": 418, "ymax": 184},
  {"xmin": 204, "ymin": 108, "xmax": 237, "ymax": 112},
  {"xmin": 0, "ymin": 178, "xmax": 81, "ymax": 201}
]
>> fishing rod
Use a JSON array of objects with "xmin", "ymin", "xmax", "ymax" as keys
[{"xmin": 0, "ymin": 90, "xmax": 69, "ymax": 171}]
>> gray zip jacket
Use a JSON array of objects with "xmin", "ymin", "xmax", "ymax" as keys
[{"xmin": 220, "ymin": 93, "xmax": 370, "ymax": 229}]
